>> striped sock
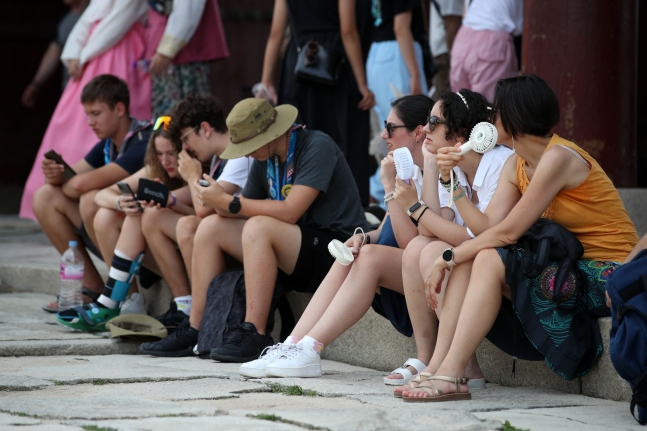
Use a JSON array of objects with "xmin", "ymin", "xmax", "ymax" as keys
[{"xmin": 98, "ymin": 250, "xmax": 134, "ymax": 308}]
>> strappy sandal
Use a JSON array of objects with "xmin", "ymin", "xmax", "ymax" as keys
[
  {"xmin": 42, "ymin": 287, "xmax": 100, "ymax": 313},
  {"xmin": 393, "ymin": 371, "xmax": 433, "ymax": 398},
  {"xmin": 383, "ymin": 358, "xmax": 427, "ymax": 385},
  {"xmin": 56, "ymin": 303, "xmax": 120, "ymax": 332},
  {"xmin": 402, "ymin": 376, "xmax": 471, "ymax": 403}
]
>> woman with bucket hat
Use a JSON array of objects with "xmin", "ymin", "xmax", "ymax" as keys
[{"xmin": 140, "ymin": 98, "xmax": 369, "ymax": 360}]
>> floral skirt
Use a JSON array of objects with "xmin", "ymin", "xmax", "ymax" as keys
[
  {"xmin": 492, "ymin": 248, "xmax": 620, "ymax": 380},
  {"xmin": 151, "ymin": 61, "xmax": 211, "ymax": 118}
]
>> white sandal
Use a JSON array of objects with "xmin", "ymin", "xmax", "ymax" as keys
[{"xmin": 383, "ymin": 358, "xmax": 427, "ymax": 385}]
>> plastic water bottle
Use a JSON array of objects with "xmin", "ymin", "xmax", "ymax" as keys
[{"xmin": 58, "ymin": 241, "xmax": 84, "ymax": 311}]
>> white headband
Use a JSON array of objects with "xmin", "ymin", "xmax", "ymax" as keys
[{"xmin": 456, "ymin": 92, "xmax": 469, "ymax": 109}]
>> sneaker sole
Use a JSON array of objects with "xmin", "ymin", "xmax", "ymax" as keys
[
  {"xmin": 239, "ymin": 366, "xmax": 269, "ymax": 378},
  {"xmin": 210, "ymin": 351, "xmax": 260, "ymax": 363},
  {"xmin": 139, "ymin": 346, "xmax": 195, "ymax": 358},
  {"xmin": 266, "ymin": 365, "xmax": 322, "ymax": 378}
]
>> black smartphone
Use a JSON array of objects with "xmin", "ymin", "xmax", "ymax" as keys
[
  {"xmin": 117, "ymin": 181, "xmax": 143, "ymax": 211},
  {"xmin": 44, "ymin": 150, "xmax": 76, "ymax": 180},
  {"xmin": 198, "ymin": 179, "xmax": 210, "ymax": 187}
]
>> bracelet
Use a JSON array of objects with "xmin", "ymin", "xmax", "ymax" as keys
[
  {"xmin": 452, "ymin": 189, "xmax": 466, "ymax": 202},
  {"xmin": 443, "ymin": 178, "xmax": 461, "ymax": 193},
  {"xmin": 439, "ymin": 173, "xmax": 451, "ymax": 186},
  {"xmin": 169, "ymin": 192, "xmax": 177, "ymax": 207},
  {"xmin": 416, "ymin": 206, "xmax": 429, "ymax": 223},
  {"xmin": 384, "ymin": 193, "xmax": 395, "ymax": 205},
  {"xmin": 364, "ymin": 233, "xmax": 371, "ymax": 244},
  {"xmin": 115, "ymin": 195, "xmax": 123, "ymax": 213}
]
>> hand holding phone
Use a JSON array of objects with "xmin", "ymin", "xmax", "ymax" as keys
[
  {"xmin": 44, "ymin": 150, "xmax": 76, "ymax": 181},
  {"xmin": 117, "ymin": 181, "xmax": 143, "ymax": 212},
  {"xmin": 137, "ymin": 178, "xmax": 169, "ymax": 208},
  {"xmin": 198, "ymin": 179, "xmax": 210, "ymax": 187}
]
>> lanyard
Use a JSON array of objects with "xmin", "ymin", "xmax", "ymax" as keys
[
  {"xmin": 210, "ymin": 156, "xmax": 226, "ymax": 179},
  {"xmin": 266, "ymin": 126, "xmax": 302, "ymax": 200},
  {"xmin": 103, "ymin": 140, "xmax": 113, "ymax": 165}
]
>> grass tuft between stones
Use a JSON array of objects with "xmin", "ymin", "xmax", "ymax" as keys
[
  {"xmin": 266, "ymin": 382, "xmax": 316, "ymax": 397},
  {"xmin": 249, "ymin": 413, "xmax": 279, "ymax": 421},
  {"xmin": 81, "ymin": 426, "xmax": 118, "ymax": 431},
  {"xmin": 92, "ymin": 379, "xmax": 109, "ymax": 386},
  {"xmin": 10, "ymin": 412, "xmax": 28, "ymax": 417},
  {"xmin": 503, "ymin": 420, "xmax": 530, "ymax": 431}
]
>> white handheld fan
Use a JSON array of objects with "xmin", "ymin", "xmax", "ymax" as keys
[
  {"xmin": 327, "ymin": 227, "xmax": 366, "ymax": 266},
  {"xmin": 449, "ymin": 122, "xmax": 498, "ymax": 207},
  {"xmin": 393, "ymin": 147, "xmax": 414, "ymax": 184}
]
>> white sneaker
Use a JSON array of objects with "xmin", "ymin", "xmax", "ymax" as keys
[
  {"xmin": 239, "ymin": 343, "xmax": 290, "ymax": 378},
  {"xmin": 266, "ymin": 344, "xmax": 322, "ymax": 378},
  {"xmin": 120, "ymin": 293, "xmax": 146, "ymax": 315}
]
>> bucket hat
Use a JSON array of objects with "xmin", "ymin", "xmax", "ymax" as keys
[
  {"xmin": 220, "ymin": 98, "xmax": 298, "ymax": 159},
  {"xmin": 105, "ymin": 314, "xmax": 168, "ymax": 342}
]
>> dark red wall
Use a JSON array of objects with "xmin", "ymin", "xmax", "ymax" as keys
[{"xmin": 523, "ymin": 0, "xmax": 639, "ymax": 187}]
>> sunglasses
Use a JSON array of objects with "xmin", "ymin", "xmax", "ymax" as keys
[
  {"xmin": 426, "ymin": 116, "xmax": 446, "ymax": 132},
  {"xmin": 384, "ymin": 121, "xmax": 411, "ymax": 138},
  {"xmin": 153, "ymin": 116, "xmax": 171, "ymax": 131}
]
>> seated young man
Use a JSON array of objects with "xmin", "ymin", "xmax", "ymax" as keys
[
  {"xmin": 34, "ymin": 74, "xmax": 152, "ymax": 315},
  {"xmin": 140, "ymin": 94, "xmax": 250, "ymax": 329},
  {"xmin": 140, "ymin": 98, "xmax": 369, "ymax": 359}
]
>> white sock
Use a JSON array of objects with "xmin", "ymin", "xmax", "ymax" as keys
[
  {"xmin": 174, "ymin": 295, "xmax": 192, "ymax": 316},
  {"xmin": 297, "ymin": 335, "xmax": 324, "ymax": 355}
]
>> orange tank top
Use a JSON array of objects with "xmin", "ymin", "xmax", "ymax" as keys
[{"xmin": 516, "ymin": 135, "xmax": 638, "ymax": 261}]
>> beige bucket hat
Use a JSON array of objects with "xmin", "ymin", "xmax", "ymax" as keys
[
  {"xmin": 105, "ymin": 314, "xmax": 168, "ymax": 342},
  {"xmin": 220, "ymin": 98, "xmax": 298, "ymax": 160}
]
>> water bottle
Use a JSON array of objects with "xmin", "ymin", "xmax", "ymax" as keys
[{"xmin": 58, "ymin": 241, "xmax": 84, "ymax": 311}]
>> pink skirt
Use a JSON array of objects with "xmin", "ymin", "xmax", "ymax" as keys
[{"xmin": 19, "ymin": 21, "xmax": 151, "ymax": 220}]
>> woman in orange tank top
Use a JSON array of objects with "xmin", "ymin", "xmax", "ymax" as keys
[{"xmin": 397, "ymin": 75, "xmax": 638, "ymax": 402}]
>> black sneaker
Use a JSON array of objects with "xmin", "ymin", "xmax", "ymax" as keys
[
  {"xmin": 155, "ymin": 301, "xmax": 188, "ymax": 334},
  {"xmin": 210, "ymin": 322, "xmax": 273, "ymax": 363},
  {"xmin": 140, "ymin": 318, "xmax": 198, "ymax": 357}
]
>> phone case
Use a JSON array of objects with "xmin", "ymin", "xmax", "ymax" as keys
[{"xmin": 137, "ymin": 178, "xmax": 169, "ymax": 207}]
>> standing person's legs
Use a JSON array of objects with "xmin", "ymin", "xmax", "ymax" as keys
[
  {"xmin": 33, "ymin": 184, "xmax": 104, "ymax": 293},
  {"xmin": 404, "ymin": 249, "xmax": 504, "ymax": 399}
]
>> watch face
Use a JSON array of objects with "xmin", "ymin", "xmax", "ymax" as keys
[
  {"xmin": 229, "ymin": 198, "xmax": 241, "ymax": 214},
  {"xmin": 442, "ymin": 249, "xmax": 453, "ymax": 262}
]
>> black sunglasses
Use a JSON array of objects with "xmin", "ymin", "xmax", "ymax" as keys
[
  {"xmin": 426, "ymin": 116, "xmax": 446, "ymax": 132},
  {"xmin": 384, "ymin": 121, "xmax": 411, "ymax": 138}
]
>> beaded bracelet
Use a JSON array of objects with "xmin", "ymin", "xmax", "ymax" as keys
[
  {"xmin": 384, "ymin": 191, "xmax": 395, "ymax": 205},
  {"xmin": 442, "ymin": 178, "xmax": 462, "ymax": 193},
  {"xmin": 452, "ymin": 189, "xmax": 466, "ymax": 202},
  {"xmin": 115, "ymin": 195, "xmax": 123, "ymax": 213}
]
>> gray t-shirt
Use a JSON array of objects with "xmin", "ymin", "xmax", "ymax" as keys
[
  {"xmin": 242, "ymin": 130, "xmax": 369, "ymax": 238},
  {"xmin": 55, "ymin": 10, "xmax": 82, "ymax": 90}
]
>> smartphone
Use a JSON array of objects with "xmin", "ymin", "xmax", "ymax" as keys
[
  {"xmin": 117, "ymin": 181, "xmax": 142, "ymax": 211},
  {"xmin": 137, "ymin": 178, "xmax": 169, "ymax": 208},
  {"xmin": 44, "ymin": 150, "xmax": 76, "ymax": 180},
  {"xmin": 198, "ymin": 179, "xmax": 210, "ymax": 187}
]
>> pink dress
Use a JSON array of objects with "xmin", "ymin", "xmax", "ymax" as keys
[{"xmin": 20, "ymin": 4, "xmax": 151, "ymax": 220}]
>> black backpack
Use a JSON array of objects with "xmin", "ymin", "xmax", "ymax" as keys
[
  {"xmin": 504, "ymin": 218, "xmax": 602, "ymax": 380},
  {"xmin": 195, "ymin": 269, "xmax": 294, "ymax": 358}
]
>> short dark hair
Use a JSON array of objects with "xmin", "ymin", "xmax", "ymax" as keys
[
  {"xmin": 168, "ymin": 93, "xmax": 227, "ymax": 144},
  {"xmin": 492, "ymin": 75, "xmax": 560, "ymax": 139},
  {"xmin": 434, "ymin": 89, "xmax": 491, "ymax": 142},
  {"xmin": 390, "ymin": 94, "xmax": 435, "ymax": 130},
  {"xmin": 80, "ymin": 74, "xmax": 130, "ymax": 113}
]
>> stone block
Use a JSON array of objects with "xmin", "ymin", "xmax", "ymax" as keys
[
  {"xmin": 582, "ymin": 317, "xmax": 632, "ymax": 401},
  {"xmin": 618, "ymin": 188, "xmax": 647, "ymax": 236}
]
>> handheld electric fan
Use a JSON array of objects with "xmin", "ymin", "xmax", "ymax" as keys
[
  {"xmin": 448, "ymin": 122, "xmax": 498, "ymax": 207},
  {"xmin": 393, "ymin": 147, "xmax": 414, "ymax": 184},
  {"xmin": 328, "ymin": 228, "xmax": 366, "ymax": 266}
]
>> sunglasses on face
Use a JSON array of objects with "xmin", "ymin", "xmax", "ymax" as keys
[
  {"xmin": 426, "ymin": 116, "xmax": 446, "ymax": 132},
  {"xmin": 153, "ymin": 115, "xmax": 171, "ymax": 131},
  {"xmin": 384, "ymin": 121, "xmax": 410, "ymax": 138}
]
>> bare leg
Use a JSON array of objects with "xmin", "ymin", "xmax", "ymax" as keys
[
  {"xmin": 32, "ymin": 184, "xmax": 103, "ymax": 291},
  {"xmin": 405, "ymin": 249, "xmax": 505, "ymax": 398},
  {"xmin": 114, "ymin": 215, "xmax": 148, "ymax": 258},
  {"xmin": 307, "ymin": 244, "xmax": 405, "ymax": 346},
  {"xmin": 93, "ymin": 208, "xmax": 124, "ymax": 264},
  {"xmin": 241, "ymin": 216, "xmax": 301, "ymax": 335},
  {"xmin": 142, "ymin": 208, "xmax": 189, "ymax": 299},
  {"xmin": 290, "ymin": 262, "xmax": 352, "ymax": 338},
  {"xmin": 189, "ymin": 215, "xmax": 246, "ymax": 330},
  {"xmin": 175, "ymin": 215, "xmax": 202, "ymax": 283},
  {"xmin": 79, "ymin": 190, "xmax": 101, "ymax": 247},
  {"xmin": 389, "ymin": 236, "xmax": 440, "ymax": 382}
]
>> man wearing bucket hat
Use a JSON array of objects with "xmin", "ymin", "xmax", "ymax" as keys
[{"xmin": 140, "ymin": 98, "xmax": 368, "ymax": 360}]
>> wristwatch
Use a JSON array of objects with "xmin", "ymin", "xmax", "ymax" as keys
[
  {"xmin": 442, "ymin": 248, "xmax": 457, "ymax": 268},
  {"xmin": 228, "ymin": 196, "xmax": 241, "ymax": 214},
  {"xmin": 407, "ymin": 201, "xmax": 425, "ymax": 217}
]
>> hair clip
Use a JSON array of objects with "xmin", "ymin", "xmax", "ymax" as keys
[{"xmin": 456, "ymin": 92, "xmax": 469, "ymax": 110}]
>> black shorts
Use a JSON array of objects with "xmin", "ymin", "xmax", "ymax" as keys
[{"xmin": 280, "ymin": 225, "xmax": 345, "ymax": 293}]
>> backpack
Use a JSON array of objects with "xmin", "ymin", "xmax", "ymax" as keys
[
  {"xmin": 195, "ymin": 269, "xmax": 294, "ymax": 358},
  {"xmin": 505, "ymin": 218, "xmax": 602, "ymax": 380},
  {"xmin": 607, "ymin": 249, "xmax": 647, "ymax": 425}
]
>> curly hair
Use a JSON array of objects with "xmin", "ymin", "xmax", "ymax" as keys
[
  {"xmin": 144, "ymin": 128, "xmax": 186, "ymax": 190},
  {"xmin": 168, "ymin": 93, "xmax": 227, "ymax": 145},
  {"xmin": 434, "ymin": 89, "xmax": 491, "ymax": 142}
]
